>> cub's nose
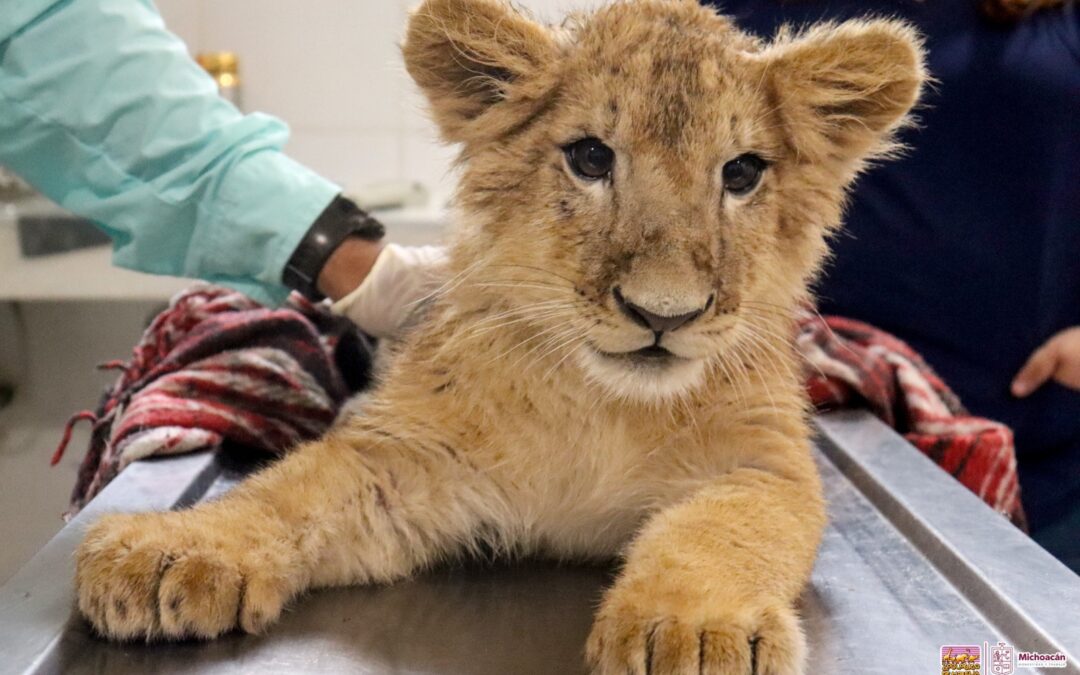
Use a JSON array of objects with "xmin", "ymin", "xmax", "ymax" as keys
[{"xmin": 613, "ymin": 287, "xmax": 712, "ymax": 334}]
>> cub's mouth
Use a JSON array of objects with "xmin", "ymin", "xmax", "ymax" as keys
[
  {"xmin": 580, "ymin": 342, "xmax": 707, "ymax": 400},
  {"xmin": 594, "ymin": 345, "xmax": 688, "ymax": 367}
]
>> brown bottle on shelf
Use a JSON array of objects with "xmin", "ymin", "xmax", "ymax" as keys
[{"xmin": 196, "ymin": 51, "xmax": 242, "ymax": 110}]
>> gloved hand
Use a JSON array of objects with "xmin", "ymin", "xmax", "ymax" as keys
[{"xmin": 331, "ymin": 243, "xmax": 448, "ymax": 338}]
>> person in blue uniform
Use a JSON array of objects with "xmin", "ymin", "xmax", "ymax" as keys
[{"xmin": 710, "ymin": 0, "xmax": 1080, "ymax": 570}]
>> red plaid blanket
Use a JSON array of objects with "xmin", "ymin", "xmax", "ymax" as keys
[
  {"xmin": 797, "ymin": 310, "xmax": 1025, "ymax": 527},
  {"xmin": 55, "ymin": 287, "xmax": 1024, "ymax": 528},
  {"xmin": 53, "ymin": 285, "xmax": 371, "ymax": 518}
]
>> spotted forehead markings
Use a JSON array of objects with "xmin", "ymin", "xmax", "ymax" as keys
[{"xmin": 585, "ymin": 38, "xmax": 741, "ymax": 152}]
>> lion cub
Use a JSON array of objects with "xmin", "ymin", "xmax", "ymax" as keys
[{"xmin": 74, "ymin": 1, "xmax": 924, "ymax": 672}]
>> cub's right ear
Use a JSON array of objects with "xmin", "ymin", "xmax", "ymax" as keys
[{"xmin": 403, "ymin": 0, "xmax": 560, "ymax": 144}]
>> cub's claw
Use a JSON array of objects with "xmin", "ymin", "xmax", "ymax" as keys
[{"xmin": 586, "ymin": 603, "xmax": 804, "ymax": 675}]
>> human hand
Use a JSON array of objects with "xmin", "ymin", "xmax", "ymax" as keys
[
  {"xmin": 1011, "ymin": 327, "xmax": 1080, "ymax": 397},
  {"xmin": 331, "ymin": 243, "xmax": 448, "ymax": 338}
]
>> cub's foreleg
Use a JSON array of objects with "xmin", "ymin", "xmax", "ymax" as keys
[
  {"xmin": 75, "ymin": 423, "xmax": 494, "ymax": 641},
  {"xmin": 587, "ymin": 447, "xmax": 825, "ymax": 675}
]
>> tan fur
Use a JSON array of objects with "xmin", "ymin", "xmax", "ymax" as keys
[{"xmin": 74, "ymin": 2, "xmax": 925, "ymax": 672}]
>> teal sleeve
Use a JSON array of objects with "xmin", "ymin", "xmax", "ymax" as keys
[{"xmin": 0, "ymin": 0, "xmax": 341, "ymax": 305}]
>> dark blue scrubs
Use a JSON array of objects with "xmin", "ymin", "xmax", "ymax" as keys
[{"xmin": 707, "ymin": 0, "xmax": 1080, "ymax": 570}]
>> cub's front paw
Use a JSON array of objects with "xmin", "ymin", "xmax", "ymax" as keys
[
  {"xmin": 586, "ymin": 600, "xmax": 805, "ymax": 675},
  {"xmin": 75, "ymin": 512, "xmax": 294, "ymax": 641}
]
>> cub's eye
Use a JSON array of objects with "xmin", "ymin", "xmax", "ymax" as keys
[
  {"xmin": 565, "ymin": 138, "xmax": 615, "ymax": 180},
  {"xmin": 722, "ymin": 153, "xmax": 767, "ymax": 196}
]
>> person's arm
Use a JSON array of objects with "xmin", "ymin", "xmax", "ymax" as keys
[{"xmin": 0, "ymin": 0, "xmax": 345, "ymax": 305}]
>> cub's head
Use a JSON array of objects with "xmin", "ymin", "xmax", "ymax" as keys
[{"xmin": 404, "ymin": 0, "xmax": 925, "ymax": 401}]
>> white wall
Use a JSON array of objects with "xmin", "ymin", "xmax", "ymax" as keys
[{"xmin": 154, "ymin": 0, "xmax": 608, "ymax": 204}]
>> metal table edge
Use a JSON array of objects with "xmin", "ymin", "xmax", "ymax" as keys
[
  {"xmin": 2, "ymin": 414, "xmax": 1078, "ymax": 674},
  {"xmin": 0, "ymin": 452, "xmax": 221, "ymax": 675},
  {"xmin": 814, "ymin": 409, "xmax": 1080, "ymax": 667}
]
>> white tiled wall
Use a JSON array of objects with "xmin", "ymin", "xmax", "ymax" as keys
[{"xmin": 154, "ymin": 0, "xmax": 608, "ymax": 205}]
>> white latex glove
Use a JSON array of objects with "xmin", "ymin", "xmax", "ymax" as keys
[{"xmin": 331, "ymin": 243, "xmax": 448, "ymax": 338}]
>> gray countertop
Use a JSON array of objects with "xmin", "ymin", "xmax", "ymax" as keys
[{"xmin": 1, "ymin": 410, "xmax": 1078, "ymax": 674}]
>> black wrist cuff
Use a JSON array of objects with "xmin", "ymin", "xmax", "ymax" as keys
[{"xmin": 283, "ymin": 194, "xmax": 385, "ymax": 301}]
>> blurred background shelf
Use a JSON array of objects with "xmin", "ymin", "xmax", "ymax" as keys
[{"xmin": 0, "ymin": 202, "xmax": 448, "ymax": 303}]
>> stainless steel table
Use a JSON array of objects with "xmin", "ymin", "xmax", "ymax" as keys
[{"xmin": 2, "ymin": 411, "xmax": 1078, "ymax": 674}]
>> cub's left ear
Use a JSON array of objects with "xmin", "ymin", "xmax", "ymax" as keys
[{"xmin": 764, "ymin": 19, "xmax": 927, "ymax": 163}]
